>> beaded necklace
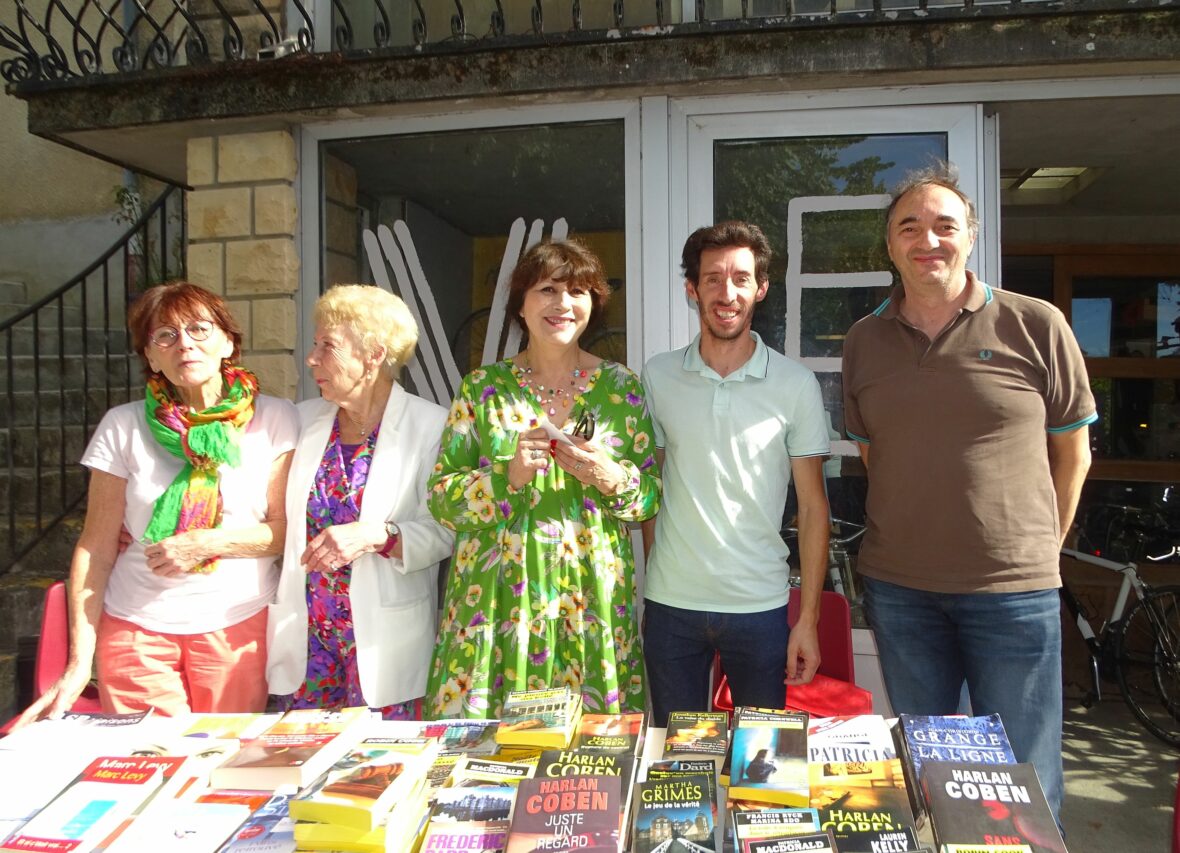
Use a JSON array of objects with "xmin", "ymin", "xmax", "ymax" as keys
[{"xmin": 519, "ymin": 352, "xmax": 590, "ymax": 418}]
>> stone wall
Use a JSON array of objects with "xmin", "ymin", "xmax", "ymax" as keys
[{"xmin": 185, "ymin": 129, "xmax": 300, "ymax": 399}]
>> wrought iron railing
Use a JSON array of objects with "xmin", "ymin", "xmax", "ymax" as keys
[
  {"xmin": 1, "ymin": 0, "xmax": 1165, "ymax": 86},
  {"xmin": 0, "ymin": 185, "xmax": 184, "ymax": 568}
]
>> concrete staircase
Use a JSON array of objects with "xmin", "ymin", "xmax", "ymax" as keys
[{"xmin": 0, "ymin": 277, "xmax": 139, "ymax": 720}]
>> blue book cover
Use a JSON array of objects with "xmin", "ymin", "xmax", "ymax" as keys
[
  {"xmin": 897, "ymin": 714, "xmax": 1016, "ymax": 818},
  {"xmin": 216, "ymin": 788, "xmax": 296, "ymax": 853}
]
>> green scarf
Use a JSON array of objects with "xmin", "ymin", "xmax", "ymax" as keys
[{"xmin": 143, "ymin": 364, "xmax": 258, "ymax": 573}]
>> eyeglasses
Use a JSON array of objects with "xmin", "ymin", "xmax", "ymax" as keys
[
  {"xmin": 572, "ymin": 410, "xmax": 596, "ymax": 441},
  {"xmin": 150, "ymin": 321, "xmax": 216, "ymax": 349}
]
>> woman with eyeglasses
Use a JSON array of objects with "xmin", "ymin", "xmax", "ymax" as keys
[
  {"xmin": 13, "ymin": 282, "xmax": 297, "ymax": 726},
  {"xmin": 426, "ymin": 239, "xmax": 661, "ymax": 718}
]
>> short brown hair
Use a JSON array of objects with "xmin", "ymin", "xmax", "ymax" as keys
[
  {"xmin": 128, "ymin": 281, "xmax": 243, "ymax": 379},
  {"xmin": 681, "ymin": 221, "xmax": 772, "ymax": 286},
  {"xmin": 505, "ymin": 239, "xmax": 612, "ymax": 343},
  {"xmin": 885, "ymin": 163, "xmax": 979, "ymax": 239}
]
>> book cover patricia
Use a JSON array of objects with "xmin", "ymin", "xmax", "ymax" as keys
[
  {"xmin": 807, "ymin": 715, "xmax": 897, "ymax": 765},
  {"xmin": 920, "ymin": 761, "xmax": 1066, "ymax": 853},
  {"xmin": 506, "ymin": 775, "xmax": 623, "ymax": 853},
  {"xmin": 631, "ymin": 774, "xmax": 717, "ymax": 853}
]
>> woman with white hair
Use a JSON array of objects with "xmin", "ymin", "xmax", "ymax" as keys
[{"xmin": 267, "ymin": 285, "xmax": 453, "ymax": 718}]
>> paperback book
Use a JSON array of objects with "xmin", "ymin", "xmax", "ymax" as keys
[
  {"xmin": 920, "ymin": 761, "xmax": 1067, "ymax": 853},
  {"xmin": 742, "ymin": 830, "xmax": 838, "ymax": 852},
  {"xmin": 631, "ymin": 774, "xmax": 716, "ymax": 853},
  {"xmin": 416, "ymin": 719, "xmax": 501, "ymax": 757},
  {"xmin": 506, "ymin": 774, "xmax": 623, "ymax": 853},
  {"xmin": 495, "ymin": 688, "xmax": 583, "ymax": 749},
  {"xmin": 807, "ymin": 715, "xmax": 897, "ymax": 765},
  {"xmin": 662, "ymin": 711, "xmax": 730, "ymax": 757},
  {"xmin": 809, "ymin": 756, "xmax": 916, "ymax": 849},
  {"xmin": 731, "ymin": 808, "xmax": 821, "ymax": 849},
  {"xmin": 896, "ymin": 714, "xmax": 1016, "ymax": 820},
  {"xmin": 209, "ymin": 706, "xmax": 371, "ymax": 790},
  {"xmin": 289, "ymin": 736, "xmax": 438, "ymax": 831},
  {"xmin": 448, "ymin": 756, "xmax": 536, "ymax": 787},
  {"xmin": 292, "ymin": 776, "xmax": 430, "ymax": 853},
  {"xmin": 429, "ymin": 786, "xmax": 517, "ymax": 824},
  {"xmin": 0, "ymin": 756, "xmax": 166, "ymax": 853},
  {"xmin": 570, "ymin": 713, "xmax": 645, "ymax": 756},
  {"xmin": 727, "ymin": 709, "xmax": 809, "ymax": 807},
  {"xmin": 216, "ymin": 788, "xmax": 298, "ymax": 853},
  {"xmin": 419, "ymin": 820, "xmax": 510, "ymax": 853}
]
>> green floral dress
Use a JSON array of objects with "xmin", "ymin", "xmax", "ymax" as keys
[{"xmin": 426, "ymin": 359, "xmax": 661, "ymax": 718}]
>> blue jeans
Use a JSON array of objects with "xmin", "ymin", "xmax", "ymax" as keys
[
  {"xmin": 642, "ymin": 599, "xmax": 789, "ymax": 727},
  {"xmin": 862, "ymin": 576, "xmax": 1064, "ymax": 821}
]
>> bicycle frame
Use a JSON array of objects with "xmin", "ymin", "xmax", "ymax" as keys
[{"xmin": 1060, "ymin": 547, "xmax": 1150, "ymax": 704}]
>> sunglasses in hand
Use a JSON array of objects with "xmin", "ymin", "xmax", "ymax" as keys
[{"xmin": 572, "ymin": 410, "xmax": 596, "ymax": 441}]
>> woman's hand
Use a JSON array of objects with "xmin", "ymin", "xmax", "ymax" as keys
[
  {"xmin": 508, "ymin": 427, "xmax": 553, "ymax": 490},
  {"xmin": 9, "ymin": 665, "xmax": 93, "ymax": 730},
  {"xmin": 553, "ymin": 436, "xmax": 627, "ymax": 495},
  {"xmin": 301, "ymin": 521, "xmax": 386, "ymax": 574},
  {"xmin": 144, "ymin": 531, "xmax": 211, "ymax": 577}
]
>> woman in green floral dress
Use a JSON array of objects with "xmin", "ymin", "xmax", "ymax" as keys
[{"xmin": 426, "ymin": 239, "xmax": 661, "ymax": 718}]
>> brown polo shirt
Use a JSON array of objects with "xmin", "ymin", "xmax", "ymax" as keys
[{"xmin": 842, "ymin": 274, "xmax": 1097, "ymax": 593}]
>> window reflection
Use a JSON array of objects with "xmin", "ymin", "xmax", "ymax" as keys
[
  {"xmin": 1090, "ymin": 377, "xmax": 1180, "ymax": 461},
  {"xmin": 1072, "ymin": 278, "xmax": 1180, "ymax": 358}
]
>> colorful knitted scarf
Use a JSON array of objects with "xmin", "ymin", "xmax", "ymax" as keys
[{"xmin": 143, "ymin": 364, "xmax": 258, "ymax": 573}]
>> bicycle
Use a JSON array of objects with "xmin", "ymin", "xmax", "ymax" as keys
[{"xmin": 1059, "ymin": 546, "xmax": 1180, "ymax": 747}]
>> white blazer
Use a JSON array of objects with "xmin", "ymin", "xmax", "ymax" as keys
[{"xmin": 267, "ymin": 384, "xmax": 454, "ymax": 707}]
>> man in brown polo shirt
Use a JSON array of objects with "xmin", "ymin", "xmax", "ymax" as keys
[{"xmin": 842, "ymin": 166, "xmax": 1096, "ymax": 822}]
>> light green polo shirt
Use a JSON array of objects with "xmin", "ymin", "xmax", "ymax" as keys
[{"xmin": 641, "ymin": 332, "xmax": 830, "ymax": 612}]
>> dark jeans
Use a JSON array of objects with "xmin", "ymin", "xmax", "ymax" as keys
[{"xmin": 642, "ymin": 599, "xmax": 789, "ymax": 727}]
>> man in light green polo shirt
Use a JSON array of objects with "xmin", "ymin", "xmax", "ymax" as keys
[{"xmin": 640, "ymin": 221, "xmax": 831, "ymax": 727}]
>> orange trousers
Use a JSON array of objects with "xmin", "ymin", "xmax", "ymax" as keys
[{"xmin": 96, "ymin": 608, "xmax": 268, "ymax": 716}]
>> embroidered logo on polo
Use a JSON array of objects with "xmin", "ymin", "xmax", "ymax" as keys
[{"xmin": 978, "ymin": 349, "xmax": 993, "ymax": 360}]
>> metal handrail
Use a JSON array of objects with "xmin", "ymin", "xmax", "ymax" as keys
[{"xmin": 0, "ymin": 184, "xmax": 184, "ymax": 571}]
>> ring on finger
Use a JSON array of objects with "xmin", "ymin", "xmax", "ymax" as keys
[{"xmin": 575, "ymin": 462, "xmax": 584, "ymax": 470}]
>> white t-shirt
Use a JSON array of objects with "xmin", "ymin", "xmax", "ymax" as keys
[{"xmin": 81, "ymin": 395, "xmax": 299, "ymax": 634}]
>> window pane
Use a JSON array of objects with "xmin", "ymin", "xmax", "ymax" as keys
[
  {"xmin": 800, "ymin": 287, "xmax": 890, "ymax": 358},
  {"xmin": 1002, "ymin": 255, "xmax": 1053, "ymax": 302},
  {"xmin": 1089, "ymin": 377, "xmax": 1180, "ymax": 461},
  {"xmin": 1072, "ymin": 277, "xmax": 1180, "ymax": 358},
  {"xmin": 321, "ymin": 121, "xmax": 628, "ymax": 402}
]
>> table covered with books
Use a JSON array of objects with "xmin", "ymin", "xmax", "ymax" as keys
[{"xmin": 0, "ymin": 687, "xmax": 1068, "ymax": 853}]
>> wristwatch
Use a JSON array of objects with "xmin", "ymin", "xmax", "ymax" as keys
[{"xmin": 378, "ymin": 521, "xmax": 400, "ymax": 558}]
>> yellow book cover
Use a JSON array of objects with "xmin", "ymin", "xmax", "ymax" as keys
[{"xmin": 494, "ymin": 688, "xmax": 582, "ymax": 749}]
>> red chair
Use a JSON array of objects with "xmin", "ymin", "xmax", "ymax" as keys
[
  {"xmin": 712, "ymin": 589, "xmax": 873, "ymax": 718},
  {"xmin": 2, "ymin": 581, "xmax": 102, "ymax": 733}
]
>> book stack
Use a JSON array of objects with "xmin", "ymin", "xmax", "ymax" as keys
[
  {"xmin": 494, "ymin": 688, "xmax": 584, "ymax": 750},
  {"xmin": 288, "ymin": 729, "xmax": 439, "ymax": 852},
  {"xmin": 894, "ymin": 713, "xmax": 1017, "ymax": 826},
  {"xmin": 807, "ymin": 714, "xmax": 919, "ymax": 852}
]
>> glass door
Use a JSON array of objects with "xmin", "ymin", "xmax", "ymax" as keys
[{"xmin": 680, "ymin": 104, "xmax": 989, "ymax": 459}]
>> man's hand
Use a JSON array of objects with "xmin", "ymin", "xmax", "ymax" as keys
[{"xmin": 784, "ymin": 622, "xmax": 821, "ymax": 686}]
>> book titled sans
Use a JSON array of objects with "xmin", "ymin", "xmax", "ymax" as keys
[
  {"xmin": 921, "ymin": 761, "xmax": 1067, "ymax": 853},
  {"xmin": 506, "ymin": 775, "xmax": 623, "ymax": 853}
]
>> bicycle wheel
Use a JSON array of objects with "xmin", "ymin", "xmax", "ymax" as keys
[
  {"xmin": 1114, "ymin": 584, "xmax": 1180, "ymax": 748},
  {"xmin": 450, "ymin": 307, "xmax": 491, "ymax": 373}
]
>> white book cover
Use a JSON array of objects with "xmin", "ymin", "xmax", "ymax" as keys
[{"xmin": 807, "ymin": 715, "xmax": 897, "ymax": 764}]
